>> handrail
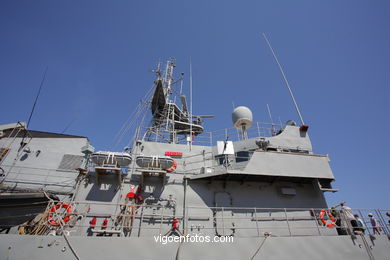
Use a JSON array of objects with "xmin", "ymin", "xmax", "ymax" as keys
[
  {"xmin": 15, "ymin": 201, "xmax": 389, "ymax": 238},
  {"xmin": 139, "ymin": 121, "xmax": 283, "ymax": 146}
]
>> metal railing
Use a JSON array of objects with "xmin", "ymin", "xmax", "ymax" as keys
[
  {"xmin": 10, "ymin": 201, "xmax": 390, "ymax": 238},
  {"xmin": 0, "ymin": 164, "xmax": 77, "ymax": 188},
  {"xmin": 179, "ymin": 150, "xmax": 315, "ymax": 175},
  {"xmin": 139, "ymin": 121, "xmax": 283, "ymax": 146}
]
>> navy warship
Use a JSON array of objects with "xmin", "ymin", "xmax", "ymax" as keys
[{"xmin": 0, "ymin": 58, "xmax": 389, "ymax": 260}]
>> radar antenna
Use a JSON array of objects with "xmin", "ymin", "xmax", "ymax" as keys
[
  {"xmin": 146, "ymin": 58, "xmax": 209, "ymax": 144},
  {"xmin": 232, "ymin": 106, "xmax": 253, "ymax": 140}
]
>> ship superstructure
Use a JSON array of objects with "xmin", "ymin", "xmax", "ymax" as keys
[{"xmin": 0, "ymin": 59, "xmax": 389, "ymax": 260}]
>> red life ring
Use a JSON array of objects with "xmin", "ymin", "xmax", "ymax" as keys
[
  {"xmin": 166, "ymin": 160, "xmax": 177, "ymax": 173},
  {"xmin": 319, "ymin": 209, "xmax": 335, "ymax": 228},
  {"xmin": 48, "ymin": 203, "xmax": 72, "ymax": 226}
]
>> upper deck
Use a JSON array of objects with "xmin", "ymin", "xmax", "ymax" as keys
[{"xmin": 140, "ymin": 121, "xmax": 283, "ymax": 146}]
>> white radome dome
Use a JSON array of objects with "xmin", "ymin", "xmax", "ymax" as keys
[{"xmin": 232, "ymin": 106, "xmax": 253, "ymax": 129}]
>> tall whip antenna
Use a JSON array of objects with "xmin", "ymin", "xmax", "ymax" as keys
[
  {"xmin": 262, "ymin": 33, "xmax": 305, "ymax": 126},
  {"xmin": 27, "ymin": 66, "xmax": 48, "ymax": 128},
  {"xmin": 189, "ymin": 57, "xmax": 193, "ymax": 150},
  {"xmin": 266, "ymin": 104, "xmax": 276, "ymax": 135},
  {"xmin": 266, "ymin": 104, "xmax": 274, "ymax": 125}
]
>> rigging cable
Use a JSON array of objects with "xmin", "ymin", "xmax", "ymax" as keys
[
  {"xmin": 110, "ymin": 83, "xmax": 155, "ymax": 150},
  {"xmin": 250, "ymin": 233, "xmax": 271, "ymax": 260}
]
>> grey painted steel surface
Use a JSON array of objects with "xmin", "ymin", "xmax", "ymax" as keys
[
  {"xmin": 0, "ymin": 136, "xmax": 88, "ymax": 193},
  {"xmin": 1, "ymin": 234, "xmax": 389, "ymax": 260},
  {"xmin": 0, "ymin": 122, "xmax": 26, "ymax": 131},
  {"xmin": 243, "ymin": 151, "xmax": 333, "ymax": 179}
]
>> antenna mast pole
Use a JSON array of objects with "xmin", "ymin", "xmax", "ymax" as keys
[
  {"xmin": 266, "ymin": 104, "xmax": 275, "ymax": 135},
  {"xmin": 262, "ymin": 33, "xmax": 305, "ymax": 126},
  {"xmin": 266, "ymin": 104, "xmax": 274, "ymax": 124},
  {"xmin": 165, "ymin": 59, "xmax": 175, "ymax": 103},
  {"xmin": 27, "ymin": 66, "xmax": 48, "ymax": 128},
  {"xmin": 189, "ymin": 57, "xmax": 193, "ymax": 150}
]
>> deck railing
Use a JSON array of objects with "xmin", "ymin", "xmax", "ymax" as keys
[
  {"xmin": 139, "ymin": 121, "xmax": 283, "ymax": 146},
  {"xmin": 7, "ymin": 201, "xmax": 390, "ymax": 238}
]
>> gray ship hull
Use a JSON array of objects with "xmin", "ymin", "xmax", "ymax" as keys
[{"xmin": 1, "ymin": 234, "xmax": 389, "ymax": 260}]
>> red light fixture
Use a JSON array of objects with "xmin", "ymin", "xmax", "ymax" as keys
[{"xmin": 299, "ymin": 125, "xmax": 309, "ymax": 132}]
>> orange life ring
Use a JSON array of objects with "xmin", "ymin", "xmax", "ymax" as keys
[
  {"xmin": 319, "ymin": 209, "xmax": 335, "ymax": 228},
  {"xmin": 166, "ymin": 160, "xmax": 177, "ymax": 173},
  {"xmin": 48, "ymin": 203, "xmax": 72, "ymax": 226}
]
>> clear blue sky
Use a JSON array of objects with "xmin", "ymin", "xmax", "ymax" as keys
[{"xmin": 1, "ymin": 0, "xmax": 389, "ymax": 209}]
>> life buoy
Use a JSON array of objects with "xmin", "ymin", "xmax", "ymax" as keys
[
  {"xmin": 319, "ymin": 209, "xmax": 335, "ymax": 228},
  {"xmin": 166, "ymin": 160, "xmax": 177, "ymax": 173},
  {"xmin": 48, "ymin": 203, "xmax": 72, "ymax": 226}
]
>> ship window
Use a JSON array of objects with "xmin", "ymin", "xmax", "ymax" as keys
[
  {"xmin": 0, "ymin": 148, "xmax": 10, "ymax": 162},
  {"xmin": 215, "ymin": 154, "xmax": 225, "ymax": 165},
  {"xmin": 235, "ymin": 151, "xmax": 253, "ymax": 163}
]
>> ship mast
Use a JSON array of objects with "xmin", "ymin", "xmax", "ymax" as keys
[
  {"xmin": 163, "ymin": 59, "xmax": 175, "ymax": 104},
  {"xmin": 145, "ymin": 58, "xmax": 206, "ymax": 144}
]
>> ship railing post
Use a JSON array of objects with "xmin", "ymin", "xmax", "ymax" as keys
[
  {"xmin": 39, "ymin": 200, "xmax": 54, "ymax": 235},
  {"xmin": 138, "ymin": 205, "xmax": 145, "ymax": 237},
  {"xmin": 184, "ymin": 206, "xmax": 189, "ymax": 235},
  {"xmin": 221, "ymin": 207, "xmax": 225, "ymax": 236},
  {"xmin": 159, "ymin": 205, "xmax": 165, "ymax": 235},
  {"xmin": 120, "ymin": 203, "xmax": 127, "ymax": 235},
  {"xmin": 256, "ymin": 122, "xmax": 260, "ymax": 137},
  {"xmin": 356, "ymin": 209, "xmax": 365, "ymax": 235},
  {"xmin": 284, "ymin": 208, "xmax": 292, "ymax": 236},
  {"xmin": 254, "ymin": 208, "xmax": 260, "ymax": 237},
  {"xmin": 209, "ymin": 131, "xmax": 212, "ymax": 146},
  {"xmin": 375, "ymin": 209, "xmax": 389, "ymax": 235},
  {"xmin": 340, "ymin": 209, "xmax": 354, "ymax": 235},
  {"xmin": 312, "ymin": 209, "xmax": 321, "ymax": 235}
]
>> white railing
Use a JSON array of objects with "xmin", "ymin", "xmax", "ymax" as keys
[
  {"xmin": 139, "ymin": 121, "xmax": 283, "ymax": 146},
  {"xmin": 8, "ymin": 201, "xmax": 390, "ymax": 238}
]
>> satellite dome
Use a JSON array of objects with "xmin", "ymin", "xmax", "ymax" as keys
[
  {"xmin": 232, "ymin": 106, "xmax": 253, "ymax": 129},
  {"xmin": 286, "ymin": 120, "xmax": 296, "ymax": 126}
]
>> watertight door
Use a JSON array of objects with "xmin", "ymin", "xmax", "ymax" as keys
[{"xmin": 214, "ymin": 192, "xmax": 234, "ymax": 236}]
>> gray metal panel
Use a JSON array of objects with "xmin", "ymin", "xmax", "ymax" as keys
[
  {"xmin": 0, "ymin": 136, "xmax": 88, "ymax": 192},
  {"xmin": 243, "ymin": 151, "xmax": 334, "ymax": 179},
  {"xmin": 0, "ymin": 234, "xmax": 389, "ymax": 260},
  {"xmin": 266, "ymin": 125, "xmax": 313, "ymax": 152}
]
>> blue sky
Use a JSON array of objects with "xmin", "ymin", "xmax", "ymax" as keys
[{"xmin": 1, "ymin": 0, "xmax": 389, "ymax": 209}]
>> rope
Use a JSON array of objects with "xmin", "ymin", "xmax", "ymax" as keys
[
  {"xmin": 47, "ymin": 198, "xmax": 82, "ymax": 260},
  {"xmin": 250, "ymin": 233, "xmax": 270, "ymax": 260},
  {"xmin": 175, "ymin": 240, "xmax": 185, "ymax": 260},
  {"xmin": 62, "ymin": 232, "xmax": 81, "ymax": 260},
  {"xmin": 110, "ymin": 83, "xmax": 155, "ymax": 150}
]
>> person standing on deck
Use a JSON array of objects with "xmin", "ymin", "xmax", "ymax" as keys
[
  {"xmin": 368, "ymin": 213, "xmax": 382, "ymax": 235},
  {"xmin": 354, "ymin": 214, "xmax": 366, "ymax": 234},
  {"xmin": 340, "ymin": 202, "xmax": 357, "ymax": 231}
]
